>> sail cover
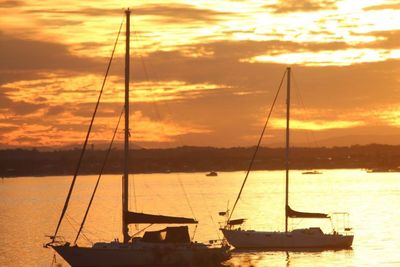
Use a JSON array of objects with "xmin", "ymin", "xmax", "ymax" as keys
[
  {"xmin": 286, "ymin": 205, "xmax": 329, "ymax": 218},
  {"xmin": 125, "ymin": 211, "xmax": 198, "ymax": 224},
  {"xmin": 227, "ymin": 218, "xmax": 246, "ymax": 226}
]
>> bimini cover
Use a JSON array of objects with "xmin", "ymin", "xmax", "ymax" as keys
[
  {"xmin": 165, "ymin": 226, "xmax": 190, "ymax": 243},
  {"xmin": 286, "ymin": 205, "xmax": 329, "ymax": 218},
  {"xmin": 125, "ymin": 211, "xmax": 198, "ymax": 224}
]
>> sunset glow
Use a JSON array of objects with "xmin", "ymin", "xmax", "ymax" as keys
[
  {"xmin": 246, "ymin": 49, "xmax": 400, "ymax": 66},
  {"xmin": 271, "ymin": 118, "xmax": 365, "ymax": 131},
  {"xmin": 1, "ymin": 0, "xmax": 400, "ymax": 148}
]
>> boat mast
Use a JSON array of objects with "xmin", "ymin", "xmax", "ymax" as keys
[
  {"xmin": 122, "ymin": 8, "xmax": 130, "ymax": 243},
  {"xmin": 285, "ymin": 67, "xmax": 291, "ymax": 233}
]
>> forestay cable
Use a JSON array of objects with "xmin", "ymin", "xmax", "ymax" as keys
[
  {"xmin": 228, "ymin": 70, "xmax": 287, "ymax": 222},
  {"xmin": 132, "ymin": 27, "xmax": 197, "ymax": 222},
  {"xmin": 49, "ymin": 16, "xmax": 124, "ymax": 243},
  {"xmin": 74, "ymin": 108, "xmax": 124, "ymax": 244}
]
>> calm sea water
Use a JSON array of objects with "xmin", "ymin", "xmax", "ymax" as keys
[{"xmin": 0, "ymin": 169, "xmax": 399, "ymax": 267}]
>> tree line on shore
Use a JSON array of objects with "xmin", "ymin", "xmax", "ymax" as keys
[{"xmin": 1, "ymin": 144, "xmax": 399, "ymax": 177}]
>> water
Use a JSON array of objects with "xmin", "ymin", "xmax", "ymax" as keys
[{"xmin": 0, "ymin": 169, "xmax": 399, "ymax": 266}]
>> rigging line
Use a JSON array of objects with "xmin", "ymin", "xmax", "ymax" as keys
[
  {"xmin": 129, "ymin": 174, "xmax": 138, "ymax": 230},
  {"xmin": 132, "ymin": 27, "xmax": 162, "ymax": 123},
  {"xmin": 292, "ymin": 72, "xmax": 319, "ymax": 148},
  {"xmin": 132, "ymin": 27, "xmax": 197, "ymax": 221},
  {"xmin": 50, "ymin": 253, "xmax": 57, "ymax": 267},
  {"xmin": 133, "ymin": 176, "xmax": 137, "ymax": 212},
  {"xmin": 291, "ymin": 74, "xmax": 337, "ymax": 201},
  {"xmin": 129, "ymin": 174, "xmax": 139, "ymax": 230},
  {"xmin": 191, "ymin": 224, "xmax": 198, "ymax": 241},
  {"xmin": 129, "ymin": 27, "xmax": 161, "ymax": 214},
  {"xmin": 138, "ymin": 62, "xmax": 197, "ymax": 222},
  {"xmin": 132, "ymin": 224, "xmax": 154, "ymax": 237},
  {"xmin": 228, "ymin": 70, "xmax": 287, "ymax": 222},
  {"xmin": 143, "ymin": 181, "xmax": 161, "ymax": 214},
  {"xmin": 50, "ymin": 16, "xmax": 125, "ymax": 243},
  {"xmin": 129, "ymin": 33, "xmax": 148, "ymax": 215},
  {"xmin": 193, "ymin": 174, "xmax": 221, "ymax": 239},
  {"xmin": 131, "ymin": 174, "xmax": 138, "ymax": 212},
  {"xmin": 65, "ymin": 213, "xmax": 92, "ymax": 245},
  {"xmin": 74, "ymin": 107, "xmax": 125, "ymax": 244},
  {"xmin": 177, "ymin": 176, "xmax": 197, "ymax": 221}
]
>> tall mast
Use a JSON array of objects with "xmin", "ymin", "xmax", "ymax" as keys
[
  {"xmin": 285, "ymin": 67, "xmax": 291, "ymax": 233},
  {"xmin": 122, "ymin": 8, "xmax": 130, "ymax": 243}
]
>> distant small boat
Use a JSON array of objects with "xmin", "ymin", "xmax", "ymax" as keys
[
  {"xmin": 206, "ymin": 171, "xmax": 218, "ymax": 177},
  {"xmin": 366, "ymin": 167, "xmax": 400, "ymax": 173},
  {"xmin": 302, "ymin": 170, "xmax": 322, "ymax": 175}
]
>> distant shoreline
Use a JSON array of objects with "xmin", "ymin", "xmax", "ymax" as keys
[
  {"xmin": 1, "ymin": 144, "xmax": 399, "ymax": 178},
  {"xmin": 0, "ymin": 167, "xmax": 371, "ymax": 179}
]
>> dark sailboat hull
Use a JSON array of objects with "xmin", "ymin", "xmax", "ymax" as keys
[{"xmin": 52, "ymin": 243, "xmax": 230, "ymax": 267}]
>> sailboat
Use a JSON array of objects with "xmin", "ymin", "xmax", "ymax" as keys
[
  {"xmin": 45, "ymin": 9, "xmax": 230, "ymax": 266},
  {"xmin": 220, "ymin": 67, "xmax": 354, "ymax": 250}
]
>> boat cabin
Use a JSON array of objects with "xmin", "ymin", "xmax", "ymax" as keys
[{"xmin": 141, "ymin": 226, "xmax": 191, "ymax": 243}]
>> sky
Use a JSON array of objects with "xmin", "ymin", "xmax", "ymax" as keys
[{"xmin": 1, "ymin": 0, "xmax": 400, "ymax": 149}]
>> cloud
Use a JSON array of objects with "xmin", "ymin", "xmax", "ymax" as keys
[
  {"xmin": 9, "ymin": 101, "xmax": 44, "ymax": 115},
  {"xmin": 0, "ymin": 0, "xmax": 22, "ymax": 8},
  {"xmin": 265, "ymin": 0, "xmax": 337, "ymax": 14},
  {"xmin": 0, "ymin": 88, "xmax": 44, "ymax": 115},
  {"xmin": 24, "ymin": 7, "xmax": 122, "ymax": 17},
  {"xmin": 270, "ymin": 118, "xmax": 365, "ymax": 130},
  {"xmin": 1, "ymin": 1, "xmax": 400, "ymax": 148},
  {"xmin": 45, "ymin": 105, "xmax": 66, "ymax": 116},
  {"xmin": 127, "ymin": 40, "xmax": 400, "ymax": 110},
  {"xmin": 38, "ymin": 19, "xmax": 84, "ymax": 27},
  {"xmin": 12, "ymin": 135, "xmax": 42, "ymax": 144},
  {"xmin": 0, "ymin": 123, "xmax": 18, "ymax": 134},
  {"xmin": 245, "ymin": 48, "xmax": 400, "ymax": 66},
  {"xmin": 129, "ymin": 111, "xmax": 211, "ymax": 144},
  {"xmin": 363, "ymin": 4, "xmax": 400, "ymax": 11},
  {"xmin": 0, "ymin": 70, "xmax": 46, "ymax": 86},
  {"xmin": 0, "ymin": 32, "xmax": 100, "ymax": 71},
  {"xmin": 183, "ymin": 40, "xmax": 351, "ymax": 61},
  {"xmin": 24, "ymin": 4, "xmax": 231, "ymax": 23},
  {"xmin": 0, "ymin": 89, "xmax": 12, "ymax": 107},
  {"xmin": 2, "ymin": 72, "xmax": 227, "ymax": 109},
  {"xmin": 359, "ymin": 30, "xmax": 400, "ymax": 49},
  {"xmin": 0, "ymin": 103, "xmax": 212, "ymax": 148},
  {"xmin": 133, "ymin": 4, "xmax": 232, "ymax": 23}
]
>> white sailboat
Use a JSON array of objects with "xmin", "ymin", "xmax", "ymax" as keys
[
  {"xmin": 221, "ymin": 67, "xmax": 354, "ymax": 250},
  {"xmin": 45, "ymin": 9, "xmax": 230, "ymax": 266}
]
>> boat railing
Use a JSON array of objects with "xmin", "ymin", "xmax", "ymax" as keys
[
  {"xmin": 208, "ymin": 238, "xmax": 230, "ymax": 247},
  {"xmin": 330, "ymin": 212, "xmax": 353, "ymax": 235},
  {"xmin": 43, "ymin": 235, "xmax": 68, "ymax": 248}
]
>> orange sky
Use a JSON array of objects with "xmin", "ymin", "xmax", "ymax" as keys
[{"xmin": 1, "ymin": 0, "xmax": 400, "ymax": 149}]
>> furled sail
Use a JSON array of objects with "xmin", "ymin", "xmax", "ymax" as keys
[
  {"xmin": 125, "ymin": 211, "xmax": 198, "ymax": 224},
  {"xmin": 286, "ymin": 205, "xmax": 329, "ymax": 218},
  {"xmin": 227, "ymin": 218, "xmax": 246, "ymax": 226}
]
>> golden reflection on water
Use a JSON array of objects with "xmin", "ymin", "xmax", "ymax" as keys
[{"xmin": 0, "ymin": 169, "xmax": 399, "ymax": 266}]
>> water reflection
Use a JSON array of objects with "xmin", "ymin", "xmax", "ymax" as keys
[
  {"xmin": 0, "ymin": 170, "xmax": 399, "ymax": 266},
  {"xmin": 286, "ymin": 251, "xmax": 290, "ymax": 267}
]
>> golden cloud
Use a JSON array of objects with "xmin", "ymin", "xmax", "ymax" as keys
[{"xmin": 3, "ymin": 73, "xmax": 226, "ymax": 105}]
